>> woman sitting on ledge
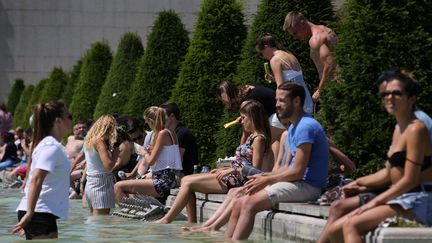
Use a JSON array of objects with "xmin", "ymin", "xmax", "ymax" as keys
[
  {"xmin": 114, "ymin": 106, "xmax": 182, "ymax": 203},
  {"xmin": 156, "ymin": 100, "xmax": 272, "ymax": 224},
  {"xmin": 328, "ymin": 70, "xmax": 432, "ymax": 242}
]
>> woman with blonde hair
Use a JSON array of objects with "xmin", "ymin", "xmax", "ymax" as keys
[
  {"xmin": 84, "ymin": 114, "xmax": 119, "ymax": 215},
  {"xmin": 114, "ymin": 106, "xmax": 182, "ymax": 202}
]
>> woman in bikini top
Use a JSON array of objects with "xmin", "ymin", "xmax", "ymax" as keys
[{"xmin": 328, "ymin": 69, "xmax": 432, "ymax": 242}]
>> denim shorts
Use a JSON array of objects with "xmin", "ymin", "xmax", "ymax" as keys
[{"xmin": 387, "ymin": 191, "xmax": 432, "ymax": 226}]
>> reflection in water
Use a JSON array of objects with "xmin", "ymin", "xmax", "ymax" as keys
[{"xmin": 0, "ymin": 189, "xmax": 277, "ymax": 243}]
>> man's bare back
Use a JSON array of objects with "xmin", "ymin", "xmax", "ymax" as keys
[{"xmin": 65, "ymin": 136, "xmax": 84, "ymax": 161}]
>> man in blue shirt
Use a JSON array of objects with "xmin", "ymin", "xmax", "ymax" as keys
[{"xmin": 225, "ymin": 82, "xmax": 329, "ymax": 240}]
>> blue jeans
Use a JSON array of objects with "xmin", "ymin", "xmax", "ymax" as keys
[{"xmin": 0, "ymin": 159, "xmax": 14, "ymax": 171}]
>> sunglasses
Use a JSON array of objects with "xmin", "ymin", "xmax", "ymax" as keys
[
  {"xmin": 131, "ymin": 134, "xmax": 143, "ymax": 142},
  {"xmin": 379, "ymin": 90, "xmax": 404, "ymax": 99}
]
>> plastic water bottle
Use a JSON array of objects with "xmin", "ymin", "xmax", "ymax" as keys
[
  {"xmin": 193, "ymin": 165, "xmax": 201, "ymax": 174},
  {"xmin": 201, "ymin": 165, "xmax": 210, "ymax": 173},
  {"xmin": 118, "ymin": 171, "xmax": 126, "ymax": 180}
]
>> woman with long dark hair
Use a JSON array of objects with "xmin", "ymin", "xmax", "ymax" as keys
[
  {"xmin": 156, "ymin": 100, "xmax": 272, "ymax": 224},
  {"xmin": 256, "ymin": 33, "xmax": 313, "ymax": 113},
  {"xmin": 328, "ymin": 70, "xmax": 432, "ymax": 242},
  {"xmin": 13, "ymin": 101, "xmax": 72, "ymax": 240}
]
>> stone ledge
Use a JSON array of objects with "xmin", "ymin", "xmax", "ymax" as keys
[
  {"xmin": 168, "ymin": 189, "xmax": 432, "ymax": 242},
  {"xmin": 366, "ymin": 227, "xmax": 432, "ymax": 243}
]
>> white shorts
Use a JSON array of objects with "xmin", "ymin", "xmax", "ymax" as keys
[
  {"xmin": 268, "ymin": 113, "xmax": 285, "ymax": 129},
  {"xmin": 264, "ymin": 181, "xmax": 322, "ymax": 207},
  {"xmin": 85, "ymin": 173, "xmax": 116, "ymax": 209}
]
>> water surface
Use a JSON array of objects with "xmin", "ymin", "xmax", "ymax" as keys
[{"xmin": 0, "ymin": 188, "xmax": 280, "ymax": 242}]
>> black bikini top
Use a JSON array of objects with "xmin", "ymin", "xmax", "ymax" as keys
[{"xmin": 388, "ymin": 151, "xmax": 432, "ymax": 171}]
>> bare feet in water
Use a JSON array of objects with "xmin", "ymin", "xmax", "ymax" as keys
[
  {"xmin": 182, "ymin": 225, "xmax": 214, "ymax": 232},
  {"xmin": 154, "ymin": 218, "xmax": 170, "ymax": 224}
]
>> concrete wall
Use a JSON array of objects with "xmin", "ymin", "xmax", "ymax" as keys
[
  {"xmin": 0, "ymin": 0, "xmax": 261, "ymax": 103},
  {"xmin": 0, "ymin": 0, "xmax": 344, "ymax": 103}
]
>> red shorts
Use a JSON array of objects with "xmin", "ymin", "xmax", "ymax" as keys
[{"xmin": 17, "ymin": 165, "xmax": 27, "ymax": 179}]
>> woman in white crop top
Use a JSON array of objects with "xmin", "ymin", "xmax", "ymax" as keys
[
  {"xmin": 256, "ymin": 33, "xmax": 314, "ymax": 114},
  {"xmin": 114, "ymin": 106, "xmax": 182, "ymax": 203}
]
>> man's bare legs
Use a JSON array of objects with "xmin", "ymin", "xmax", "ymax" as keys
[
  {"xmin": 155, "ymin": 173, "xmax": 227, "ymax": 224},
  {"xmin": 184, "ymin": 187, "xmax": 245, "ymax": 232},
  {"xmin": 224, "ymin": 190, "xmax": 272, "ymax": 240}
]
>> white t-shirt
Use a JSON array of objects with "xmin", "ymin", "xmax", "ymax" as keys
[{"xmin": 17, "ymin": 136, "xmax": 70, "ymax": 220}]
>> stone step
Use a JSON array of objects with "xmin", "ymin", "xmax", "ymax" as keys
[{"xmin": 167, "ymin": 189, "xmax": 432, "ymax": 242}]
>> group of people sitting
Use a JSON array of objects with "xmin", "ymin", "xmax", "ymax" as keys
[
  {"xmin": 0, "ymin": 126, "xmax": 32, "ymax": 186},
  {"xmin": 8, "ymin": 11, "xmax": 432, "ymax": 243}
]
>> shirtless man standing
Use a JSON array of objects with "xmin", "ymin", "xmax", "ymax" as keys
[{"xmin": 283, "ymin": 11, "xmax": 337, "ymax": 103}]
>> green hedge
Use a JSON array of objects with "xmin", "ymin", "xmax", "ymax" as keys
[
  {"xmin": 62, "ymin": 58, "xmax": 83, "ymax": 107},
  {"xmin": 94, "ymin": 32, "xmax": 144, "ymax": 119},
  {"xmin": 40, "ymin": 67, "xmax": 68, "ymax": 103},
  {"xmin": 233, "ymin": 0, "xmax": 335, "ymax": 88},
  {"xmin": 171, "ymin": 0, "xmax": 247, "ymax": 163},
  {"xmin": 6, "ymin": 78, "xmax": 25, "ymax": 115},
  {"xmin": 215, "ymin": 0, "xmax": 335, "ymax": 159},
  {"xmin": 317, "ymin": 0, "xmax": 432, "ymax": 177},
  {"xmin": 22, "ymin": 79, "xmax": 47, "ymax": 128},
  {"xmin": 13, "ymin": 84, "xmax": 34, "ymax": 128},
  {"xmin": 69, "ymin": 42, "xmax": 112, "ymax": 122},
  {"xmin": 124, "ymin": 11, "xmax": 189, "ymax": 118}
]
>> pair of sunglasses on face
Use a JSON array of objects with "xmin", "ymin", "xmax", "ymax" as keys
[{"xmin": 379, "ymin": 90, "xmax": 404, "ymax": 99}]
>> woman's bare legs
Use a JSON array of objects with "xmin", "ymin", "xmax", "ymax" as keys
[
  {"xmin": 317, "ymin": 196, "xmax": 360, "ymax": 243},
  {"xmin": 269, "ymin": 126, "xmax": 284, "ymax": 170},
  {"xmin": 155, "ymin": 173, "xmax": 228, "ymax": 224},
  {"xmin": 342, "ymin": 205, "xmax": 416, "ymax": 243},
  {"xmin": 186, "ymin": 192, "xmax": 197, "ymax": 223},
  {"xmin": 91, "ymin": 208, "xmax": 111, "ymax": 215},
  {"xmin": 328, "ymin": 204, "xmax": 417, "ymax": 243},
  {"xmin": 114, "ymin": 178, "xmax": 160, "ymax": 203}
]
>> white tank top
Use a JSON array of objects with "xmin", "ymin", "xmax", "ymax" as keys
[
  {"xmin": 84, "ymin": 146, "xmax": 109, "ymax": 176},
  {"xmin": 149, "ymin": 144, "xmax": 183, "ymax": 172},
  {"xmin": 276, "ymin": 56, "xmax": 314, "ymax": 114}
]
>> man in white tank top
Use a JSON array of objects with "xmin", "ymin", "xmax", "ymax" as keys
[{"xmin": 283, "ymin": 11, "xmax": 338, "ymax": 103}]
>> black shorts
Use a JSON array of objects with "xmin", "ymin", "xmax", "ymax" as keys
[{"xmin": 17, "ymin": 210, "xmax": 58, "ymax": 240}]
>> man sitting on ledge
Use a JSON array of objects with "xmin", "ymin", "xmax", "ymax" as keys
[{"xmin": 224, "ymin": 82, "xmax": 329, "ymax": 240}]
